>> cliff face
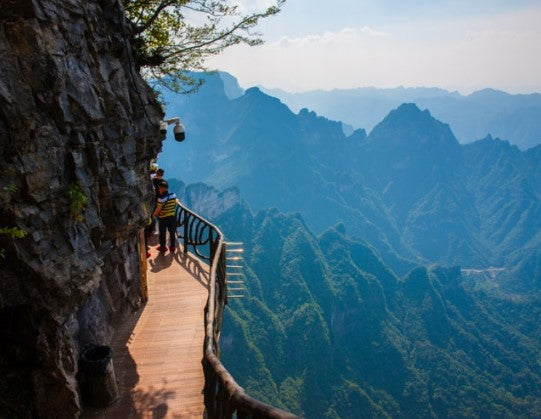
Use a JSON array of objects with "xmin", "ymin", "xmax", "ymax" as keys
[
  {"xmin": 168, "ymin": 179, "xmax": 241, "ymax": 220},
  {"xmin": 0, "ymin": 0, "xmax": 162, "ymax": 416}
]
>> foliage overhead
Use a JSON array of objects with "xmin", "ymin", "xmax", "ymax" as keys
[{"xmin": 123, "ymin": 0, "xmax": 284, "ymax": 92}]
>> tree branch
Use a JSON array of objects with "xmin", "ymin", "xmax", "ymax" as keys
[
  {"xmin": 161, "ymin": 13, "xmax": 265, "ymax": 59},
  {"xmin": 124, "ymin": 0, "xmax": 285, "ymax": 92},
  {"xmin": 134, "ymin": 0, "xmax": 178, "ymax": 34}
]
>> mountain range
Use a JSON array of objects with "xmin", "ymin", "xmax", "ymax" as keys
[
  {"xmin": 262, "ymin": 85, "xmax": 541, "ymax": 150},
  {"xmin": 170, "ymin": 181, "xmax": 541, "ymax": 418},
  {"xmin": 158, "ymin": 72, "xmax": 540, "ymax": 294},
  {"xmin": 160, "ymin": 71, "xmax": 541, "ymax": 417}
]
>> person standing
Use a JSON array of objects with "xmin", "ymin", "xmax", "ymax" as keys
[
  {"xmin": 153, "ymin": 168, "xmax": 164, "ymax": 199},
  {"xmin": 146, "ymin": 168, "xmax": 164, "ymax": 237},
  {"xmin": 145, "ymin": 165, "xmax": 159, "ymax": 256},
  {"xmin": 152, "ymin": 180, "xmax": 178, "ymax": 253}
]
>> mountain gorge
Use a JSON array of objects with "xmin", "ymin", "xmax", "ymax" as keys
[
  {"xmin": 159, "ymin": 73, "xmax": 540, "ymax": 293},
  {"xmin": 171, "ymin": 181, "xmax": 541, "ymax": 418}
]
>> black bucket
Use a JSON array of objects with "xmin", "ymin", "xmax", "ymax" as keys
[{"xmin": 80, "ymin": 345, "xmax": 119, "ymax": 407}]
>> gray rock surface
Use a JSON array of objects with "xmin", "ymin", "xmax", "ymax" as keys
[{"xmin": 0, "ymin": 0, "xmax": 163, "ymax": 416}]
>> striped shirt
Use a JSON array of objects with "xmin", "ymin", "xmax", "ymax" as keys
[{"xmin": 155, "ymin": 192, "xmax": 177, "ymax": 218}]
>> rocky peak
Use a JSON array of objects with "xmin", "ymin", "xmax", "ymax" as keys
[
  {"xmin": 240, "ymin": 86, "xmax": 291, "ymax": 113},
  {"xmin": 367, "ymin": 103, "xmax": 460, "ymax": 156},
  {"xmin": 245, "ymin": 86, "xmax": 265, "ymax": 96},
  {"xmin": 347, "ymin": 128, "xmax": 367, "ymax": 142},
  {"xmin": 370, "ymin": 103, "xmax": 447, "ymax": 137},
  {"xmin": 185, "ymin": 182, "xmax": 241, "ymax": 220},
  {"xmin": 219, "ymin": 71, "xmax": 245, "ymax": 99}
]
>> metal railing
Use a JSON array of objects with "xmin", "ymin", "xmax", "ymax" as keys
[{"xmin": 175, "ymin": 204, "xmax": 297, "ymax": 419}]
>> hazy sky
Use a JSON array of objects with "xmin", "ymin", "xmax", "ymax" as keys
[{"xmin": 207, "ymin": 0, "xmax": 541, "ymax": 93}]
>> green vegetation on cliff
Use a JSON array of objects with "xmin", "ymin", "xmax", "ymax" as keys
[{"xmin": 175, "ymin": 181, "xmax": 541, "ymax": 418}]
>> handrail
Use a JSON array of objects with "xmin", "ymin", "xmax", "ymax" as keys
[{"xmin": 176, "ymin": 203, "xmax": 297, "ymax": 418}]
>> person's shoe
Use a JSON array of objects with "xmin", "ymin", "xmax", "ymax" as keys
[
  {"xmin": 169, "ymin": 246, "xmax": 176, "ymax": 253},
  {"xmin": 156, "ymin": 245, "xmax": 166, "ymax": 252}
]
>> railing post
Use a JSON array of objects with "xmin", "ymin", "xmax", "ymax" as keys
[
  {"xmin": 204, "ymin": 358, "xmax": 218, "ymax": 418},
  {"xmin": 209, "ymin": 232, "xmax": 216, "ymax": 266},
  {"xmin": 183, "ymin": 211, "xmax": 188, "ymax": 254}
]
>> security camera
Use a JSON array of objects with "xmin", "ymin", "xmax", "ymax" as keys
[
  {"xmin": 158, "ymin": 117, "xmax": 186, "ymax": 142},
  {"xmin": 173, "ymin": 122, "xmax": 185, "ymax": 142}
]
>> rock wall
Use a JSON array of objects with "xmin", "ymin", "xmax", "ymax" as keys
[{"xmin": 0, "ymin": 0, "xmax": 163, "ymax": 416}]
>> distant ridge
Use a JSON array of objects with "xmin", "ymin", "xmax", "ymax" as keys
[{"xmin": 261, "ymin": 83, "xmax": 541, "ymax": 149}]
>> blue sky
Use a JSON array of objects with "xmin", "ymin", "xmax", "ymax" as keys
[
  {"xmin": 207, "ymin": 0, "xmax": 541, "ymax": 93},
  {"xmin": 257, "ymin": 0, "xmax": 540, "ymax": 38}
]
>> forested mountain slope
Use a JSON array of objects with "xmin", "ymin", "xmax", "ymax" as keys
[
  {"xmin": 159, "ymin": 73, "xmax": 540, "ymax": 293},
  {"xmin": 172, "ymin": 181, "xmax": 541, "ymax": 418}
]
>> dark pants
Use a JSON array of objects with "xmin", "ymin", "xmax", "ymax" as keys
[
  {"xmin": 144, "ymin": 218, "xmax": 155, "ymax": 239},
  {"xmin": 158, "ymin": 216, "xmax": 176, "ymax": 249}
]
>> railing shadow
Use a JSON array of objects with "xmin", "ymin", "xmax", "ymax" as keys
[{"xmin": 173, "ymin": 249, "xmax": 209, "ymax": 291}]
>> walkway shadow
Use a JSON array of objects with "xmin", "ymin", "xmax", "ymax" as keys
[
  {"xmin": 147, "ymin": 231, "xmax": 182, "ymax": 274},
  {"xmin": 131, "ymin": 382, "xmax": 175, "ymax": 418},
  {"xmin": 149, "ymin": 251, "xmax": 174, "ymax": 273},
  {"xmin": 174, "ymin": 250, "xmax": 209, "ymax": 291},
  {"xmin": 82, "ymin": 308, "xmax": 183, "ymax": 418},
  {"xmin": 82, "ymin": 307, "xmax": 146, "ymax": 418},
  {"xmin": 83, "ymin": 233, "xmax": 208, "ymax": 418}
]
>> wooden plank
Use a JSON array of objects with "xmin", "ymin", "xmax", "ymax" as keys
[{"xmin": 83, "ymin": 241, "xmax": 209, "ymax": 418}]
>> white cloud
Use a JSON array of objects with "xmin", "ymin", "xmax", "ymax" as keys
[
  {"xmin": 207, "ymin": 5, "xmax": 541, "ymax": 94},
  {"xmin": 273, "ymin": 26, "xmax": 390, "ymax": 48},
  {"xmin": 359, "ymin": 26, "xmax": 390, "ymax": 37}
]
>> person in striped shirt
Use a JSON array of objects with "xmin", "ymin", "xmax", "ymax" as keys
[{"xmin": 152, "ymin": 180, "xmax": 178, "ymax": 253}]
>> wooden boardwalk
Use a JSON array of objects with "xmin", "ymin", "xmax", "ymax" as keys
[{"xmin": 85, "ymin": 239, "xmax": 209, "ymax": 418}]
